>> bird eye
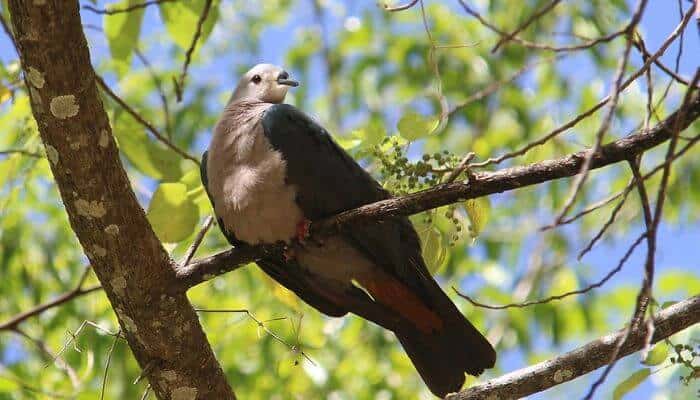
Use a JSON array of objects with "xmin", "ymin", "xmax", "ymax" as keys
[{"xmin": 251, "ymin": 74, "xmax": 262, "ymax": 84}]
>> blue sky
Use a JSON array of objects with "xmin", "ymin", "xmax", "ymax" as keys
[{"xmin": 1, "ymin": 1, "xmax": 698, "ymax": 399}]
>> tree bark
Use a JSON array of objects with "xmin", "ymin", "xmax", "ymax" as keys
[
  {"xmin": 447, "ymin": 295, "xmax": 700, "ymax": 400},
  {"xmin": 7, "ymin": 2, "xmax": 234, "ymax": 399}
]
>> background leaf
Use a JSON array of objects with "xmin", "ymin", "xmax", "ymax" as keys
[
  {"xmin": 146, "ymin": 183, "xmax": 199, "ymax": 243},
  {"xmin": 612, "ymin": 368, "xmax": 651, "ymax": 400},
  {"xmin": 104, "ymin": 0, "xmax": 145, "ymax": 76},
  {"xmin": 397, "ymin": 111, "xmax": 438, "ymax": 141},
  {"xmin": 465, "ymin": 197, "xmax": 491, "ymax": 240}
]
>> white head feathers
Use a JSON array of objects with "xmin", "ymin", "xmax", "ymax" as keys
[{"xmin": 230, "ymin": 63, "xmax": 299, "ymax": 104}]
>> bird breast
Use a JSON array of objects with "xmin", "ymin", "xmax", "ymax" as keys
[{"xmin": 207, "ymin": 106, "xmax": 303, "ymax": 244}]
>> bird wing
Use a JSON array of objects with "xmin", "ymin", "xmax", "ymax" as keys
[{"xmin": 260, "ymin": 104, "xmax": 433, "ymax": 297}]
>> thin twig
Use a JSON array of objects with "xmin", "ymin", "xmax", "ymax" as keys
[
  {"xmin": 134, "ymin": 49, "xmax": 173, "ymax": 138},
  {"xmin": 195, "ymin": 308, "xmax": 315, "ymax": 365},
  {"xmin": 100, "ymin": 330, "xmax": 121, "ymax": 400},
  {"xmin": 457, "ymin": 0, "xmax": 629, "ymax": 52},
  {"xmin": 582, "ymin": 70, "xmax": 699, "ymax": 400},
  {"xmin": 553, "ymin": 0, "xmax": 648, "ymax": 225},
  {"xmin": 0, "ymin": 149, "xmax": 42, "ymax": 158},
  {"xmin": 49, "ymin": 321, "xmax": 124, "ymax": 367},
  {"xmin": 469, "ymin": 6, "xmax": 695, "ymax": 169},
  {"xmin": 628, "ymin": 157, "xmax": 658, "ymax": 360},
  {"xmin": 575, "ymin": 127, "xmax": 699, "ymax": 256},
  {"xmin": 539, "ymin": 187, "xmax": 627, "ymax": 231},
  {"xmin": 640, "ymin": 36, "xmax": 655, "ymax": 130},
  {"xmin": 419, "ymin": 0, "xmax": 449, "ymax": 134},
  {"xmin": 140, "ymin": 385, "xmax": 152, "ymax": 400},
  {"xmin": 95, "ymin": 75, "xmax": 200, "ymax": 165},
  {"xmin": 82, "ymin": 0, "xmax": 176, "ymax": 15},
  {"xmin": 181, "ymin": 215, "xmax": 214, "ymax": 267},
  {"xmin": 12, "ymin": 328, "xmax": 80, "ymax": 388},
  {"xmin": 448, "ymin": 55, "xmax": 565, "ymax": 116},
  {"xmin": 577, "ymin": 182, "xmax": 636, "ymax": 260},
  {"xmin": 447, "ymin": 296, "xmax": 700, "ymax": 400},
  {"xmin": 645, "ymin": 0, "xmax": 687, "ymax": 122},
  {"xmin": 0, "ymin": 267, "xmax": 101, "ymax": 331},
  {"xmin": 492, "ymin": 0, "xmax": 562, "ymax": 52},
  {"xmin": 455, "ymin": 233, "xmax": 646, "ymax": 309},
  {"xmin": 133, "ymin": 359, "xmax": 158, "ymax": 385},
  {"xmin": 383, "ymin": 0, "xmax": 419, "ymax": 12},
  {"xmin": 632, "ymin": 38, "xmax": 693, "ymax": 87},
  {"xmin": 174, "ymin": 0, "xmax": 213, "ymax": 102},
  {"xmin": 443, "ymin": 152, "xmax": 475, "ymax": 183},
  {"xmin": 311, "ymin": 0, "xmax": 341, "ymax": 127}
]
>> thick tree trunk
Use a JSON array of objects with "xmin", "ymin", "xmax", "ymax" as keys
[{"xmin": 7, "ymin": 2, "xmax": 235, "ymax": 399}]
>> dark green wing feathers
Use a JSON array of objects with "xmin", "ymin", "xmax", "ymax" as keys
[{"xmin": 260, "ymin": 104, "xmax": 433, "ymax": 292}]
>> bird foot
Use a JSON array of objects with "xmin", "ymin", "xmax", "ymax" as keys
[
  {"xmin": 284, "ymin": 246, "xmax": 296, "ymax": 261},
  {"xmin": 296, "ymin": 219, "xmax": 312, "ymax": 243}
]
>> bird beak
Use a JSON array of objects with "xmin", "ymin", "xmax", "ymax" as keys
[{"xmin": 277, "ymin": 77, "xmax": 299, "ymax": 87}]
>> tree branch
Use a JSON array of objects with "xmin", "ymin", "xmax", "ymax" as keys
[
  {"xmin": 446, "ymin": 295, "xmax": 700, "ymax": 399},
  {"xmin": 7, "ymin": 2, "xmax": 234, "ymax": 398},
  {"xmin": 0, "ymin": 284, "xmax": 101, "ymax": 330},
  {"xmin": 180, "ymin": 89, "xmax": 699, "ymax": 289}
]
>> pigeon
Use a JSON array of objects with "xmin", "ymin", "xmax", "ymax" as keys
[{"xmin": 201, "ymin": 63, "xmax": 496, "ymax": 397}]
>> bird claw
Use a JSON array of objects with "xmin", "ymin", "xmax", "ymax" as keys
[
  {"xmin": 284, "ymin": 246, "xmax": 296, "ymax": 261},
  {"xmin": 296, "ymin": 219, "xmax": 312, "ymax": 244}
]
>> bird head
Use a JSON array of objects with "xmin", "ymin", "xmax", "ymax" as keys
[{"xmin": 230, "ymin": 63, "xmax": 299, "ymax": 104}]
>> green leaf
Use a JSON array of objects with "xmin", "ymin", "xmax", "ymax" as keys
[
  {"xmin": 465, "ymin": 197, "xmax": 491, "ymax": 240},
  {"xmin": 0, "ymin": 81, "xmax": 10, "ymax": 104},
  {"xmin": 420, "ymin": 226, "xmax": 447, "ymax": 274},
  {"xmin": 147, "ymin": 183, "xmax": 199, "ymax": 243},
  {"xmin": 159, "ymin": 0, "xmax": 219, "ymax": 50},
  {"xmin": 335, "ymin": 131, "xmax": 363, "ymax": 150},
  {"xmin": 112, "ymin": 112, "xmax": 183, "ymax": 181},
  {"xmin": 364, "ymin": 119, "xmax": 387, "ymax": 146},
  {"xmin": 180, "ymin": 168, "xmax": 203, "ymax": 190},
  {"xmin": 104, "ymin": 0, "xmax": 145, "ymax": 68},
  {"xmin": 397, "ymin": 111, "xmax": 437, "ymax": 141},
  {"xmin": 612, "ymin": 368, "xmax": 650, "ymax": 400},
  {"xmin": 353, "ymin": 125, "xmax": 385, "ymax": 147},
  {"xmin": 643, "ymin": 342, "xmax": 668, "ymax": 366}
]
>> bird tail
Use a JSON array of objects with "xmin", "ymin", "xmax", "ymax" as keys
[{"xmin": 394, "ymin": 287, "xmax": 496, "ymax": 398}]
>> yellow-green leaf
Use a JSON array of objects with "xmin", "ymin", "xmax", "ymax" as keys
[
  {"xmin": 180, "ymin": 168, "xmax": 203, "ymax": 190},
  {"xmin": 420, "ymin": 226, "xmax": 447, "ymax": 274},
  {"xmin": 159, "ymin": 0, "xmax": 219, "ymax": 50},
  {"xmin": 113, "ymin": 112, "xmax": 183, "ymax": 181},
  {"xmin": 104, "ymin": 0, "xmax": 145, "ymax": 68},
  {"xmin": 465, "ymin": 197, "xmax": 491, "ymax": 240},
  {"xmin": 612, "ymin": 368, "xmax": 650, "ymax": 400},
  {"xmin": 0, "ymin": 82, "xmax": 10, "ymax": 104},
  {"xmin": 643, "ymin": 342, "xmax": 668, "ymax": 366},
  {"xmin": 147, "ymin": 183, "xmax": 199, "ymax": 243},
  {"xmin": 397, "ymin": 111, "xmax": 438, "ymax": 141}
]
